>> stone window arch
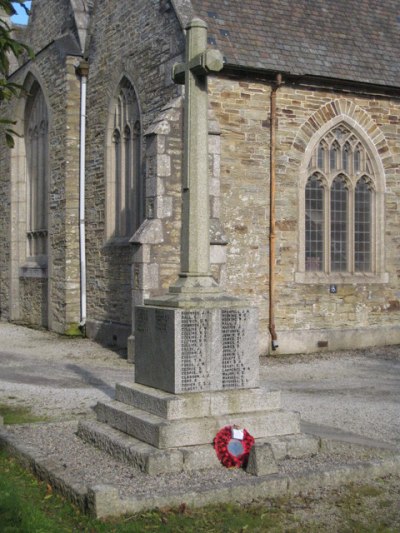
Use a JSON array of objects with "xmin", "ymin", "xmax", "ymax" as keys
[
  {"xmin": 25, "ymin": 80, "xmax": 49, "ymax": 264},
  {"xmin": 107, "ymin": 77, "xmax": 142, "ymax": 240},
  {"xmin": 297, "ymin": 120, "xmax": 386, "ymax": 283}
]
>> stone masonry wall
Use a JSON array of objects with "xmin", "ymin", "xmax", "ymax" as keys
[
  {"xmin": 209, "ymin": 74, "xmax": 400, "ymax": 354},
  {"xmin": 0, "ymin": 110, "xmax": 11, "ymax": 320},
  {"xmin": 0, "ymin": 43, "xmax": 81, "ymax": 333},
  {"xmin": 22, "ymin": 0, "xmax": 78, "ymax": 54},
  {"xmin": 209, "ymin": 75, "xmax": 272, "ymax": 354},
  {"xmin": 84, "ymin": 0, "xmax": 185, "ymax": 347},
  {"xmin": 275, "ymin": 87, "xmax": 400, "ymax": 353}
]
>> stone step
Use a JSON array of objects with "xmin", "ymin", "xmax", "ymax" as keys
[
  {"xmin": 78, "ymin": 419, "xmax": 319, "ymax": 476},
  {"xmin": 259, "ymin": 434, "xmax": 320, "ymax": 461},
  {"xmin": 94, "ymin": 400, "xmax": 301, "ymax": 449},
  {"xmin": 115, "ymin": 382, "xmax": 281, "ymax": 420},
  {"xmin": 77, "ymin": 419, "xmax": 184, "ymax": 475}
]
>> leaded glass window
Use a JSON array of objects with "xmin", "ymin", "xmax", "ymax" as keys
[
  {"xmin": 330, "ymin": 176, "xmax": 348, "ymax": 272},
  {"xmin": 25, "ymin": 81, "xmax": 48, "ymax": 260},
  {"xmin": 305, "ymin": 174, "xmax": 324, "ymax": 271},
  {"xmin": 305, "ymin": 124, "xmax": 375, "ymax": 273},
  {"xmin": 355, "ymin": 177, "xmax": 372, "ymax": 272}
]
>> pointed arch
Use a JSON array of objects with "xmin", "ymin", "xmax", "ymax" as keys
[
  {"xmin": 295, "ymin": 101, "xmax": 389, "ymax": 283},
  {"xmin": 11, "ymin": 71, "xmax": 51, "ymax": 267},
  {"xmin": 25, "ymin": 80, "xmax": 49, "ymax": 260},
  {"xmin": 9, "ymin": 71, "xmax": 51, "ymax": 326},
  {"xmin": 106, "ymin": 75, "xmax": 143, "ymax": 240}
]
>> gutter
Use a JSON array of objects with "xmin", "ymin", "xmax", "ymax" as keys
[{"xmin": 221, "ymin": 65, "xmax": 400, "ymax": 99}]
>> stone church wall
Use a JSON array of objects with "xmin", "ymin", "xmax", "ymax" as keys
[
  {"xmin": 275, "ymin": 87, "xmax": 400, "ymax": 353},
  {"xmin": 209, "ymin": 75, "xmax": 400, "ymax": 354},
  {"xmin": 0, "ymin": 32, "xmax": 82, "ymax": 333},
  {"xmin": 208, "ymin": 76, "xmax": 272, "ymax": 354},
  {"xmin": 2, "ymin": 1, "xmax": 399, "ymax": 356},
  {"xmin": 83, "ymin": 0, "xmax": 185, "ymax": 348},
  {"xmin": 22, "ymin": 0, "xmax": 77, "ymax": 53}
]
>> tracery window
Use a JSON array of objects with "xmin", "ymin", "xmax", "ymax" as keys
[
  {"xmin": 25, "ymin": 81, "xmax": 48, "ymax": 261},
  {"xmin": 305, "ymin": 124, "xmax": 376, "ymax": 274},
  {"xmin": 108, "ymin": 77, "xmax": 141, "ymax": 239}
]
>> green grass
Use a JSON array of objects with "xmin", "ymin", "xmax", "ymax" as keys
[
  {"xmin": 0, "ymin": 447, "xmax": 399, "ymax": 532},
  {"xmin": 0, "ymin": 449, "xmax": 289, "ymax": 532},
  {"xmin": 0, "ymin": 403, "xmax": 47, "ymax": 425}
]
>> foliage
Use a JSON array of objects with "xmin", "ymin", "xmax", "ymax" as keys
[{"xmin": 0, "ymin": 0, "xmax": 33, "ymax": 147}]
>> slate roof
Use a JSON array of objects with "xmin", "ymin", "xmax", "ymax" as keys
[{"xmin": 189, "ymin": 0, "xmax": 400, "ymax": 88}]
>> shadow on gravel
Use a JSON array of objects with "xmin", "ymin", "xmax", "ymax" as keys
[{"xmin": 65, "ymin": 364, "xmax": 115, "ymax": 399}]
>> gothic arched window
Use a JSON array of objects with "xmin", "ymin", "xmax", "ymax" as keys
[
  {"xmin": 108, "ymin": 78, "xmax": 142, "ymax": 239},
  {"xmin": 305, "ymin": 124, "xmax": 376, "ymax": 274},
  {"xmin": 25, "ymin": 81, "xmax": 48, "ymax": 261}
]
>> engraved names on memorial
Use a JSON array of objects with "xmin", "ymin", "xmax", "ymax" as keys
[
  {"xmin": 181, "ymin": 310, "xmax": 209, "ymax": 392},
  {"xmin": 222, "ymin": 309, "xmax": 249, "ymax": 389},
  {"xmin": 135, "ymin": 305, "xmax": 258, "ymax": 394}
]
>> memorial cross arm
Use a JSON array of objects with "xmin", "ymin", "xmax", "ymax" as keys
[{"xmin": 172, "ymin": 48, "xmax": 224, "ymax": 84}]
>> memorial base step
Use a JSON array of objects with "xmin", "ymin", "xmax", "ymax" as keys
[
  {"xmin": 78, "ymin": 419, "xmax": 320, "ymax": 475},
  {"xmin": 115, "ymin": 382, "xmax": 282, "ymax": 420},
  {"xmin": 94, "ymin": 399, "xmax": 301, "ymax": 449}
]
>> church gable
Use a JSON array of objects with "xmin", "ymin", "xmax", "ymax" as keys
[
  {"xmin": 21, "ymin": 0, "xmax": 86, "ymax": 56},
  {"xmin": 69, "ymin": 0, "xmax": 92, "ymax": 53}
]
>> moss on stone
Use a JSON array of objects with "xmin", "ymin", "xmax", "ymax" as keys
[{"xmin": 64, "ymin": 323, "xmax": 83, "ymax": 337}]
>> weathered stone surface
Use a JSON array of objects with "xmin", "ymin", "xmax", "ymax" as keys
[
  {"xmin": 135, "ymin": 305, "xmax": 259, "ymax": 394},
  {"xmin": 181, "ymin": 444, "xmax": 221, "ymax": 471},
  {"xmin": 1, "ymin": 1, "xmax": 399, "ymax": 358},
  {"xmin": 259, "ymin": 434, "xmax": 320, "ymax": 460},
  {"xmin": 87, "ymin": 485, "xmax": 121, "ymax": 519},
  {"xmin": 77, "ymin": 419, "xmax": 184, "ymax": 475},
  {"xmin": 115, "ymin": 382, "xmax": 281, "ymax": 419},
  {"xmin": 246, "ymin": 442, "xmax": 279, "ymax": 476},
  {"xmin": 94, "ymin": 399, "xmax": 300, "ymax": 449}
]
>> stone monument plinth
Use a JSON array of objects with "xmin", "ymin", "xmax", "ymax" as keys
[{"xmin": 135, "ymin": 303, "xmax": 259, "ymax": 394}]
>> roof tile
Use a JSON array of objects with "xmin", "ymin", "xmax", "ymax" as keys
[{"xmin": 190, "ymin": 0, "xmax": 400, "ymax": 87}]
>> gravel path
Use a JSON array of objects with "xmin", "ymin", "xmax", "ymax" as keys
[
  {"xmin": 1, "ymin": 322, "xmax": 400, "ymax": 518},
  {"xmin": 1, "ymin": 322, "xmax": 399, "ymax": 447}
]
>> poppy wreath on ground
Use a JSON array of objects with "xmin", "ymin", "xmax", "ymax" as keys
[{"xmin": 213, "ymin": 425, "xmax": 255, "ymax": 468}]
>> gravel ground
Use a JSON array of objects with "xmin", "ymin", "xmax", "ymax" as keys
[
  {"xmin": 1, "ymin": 322, "xmax": 400, "ymax": 519},
  {"xmin": 3, "ymin": 421, "xmax": 396, "ymax": 502},
  {"xmin": 1, "ymin": 322, "xmax": 399, "ymax": 449}
]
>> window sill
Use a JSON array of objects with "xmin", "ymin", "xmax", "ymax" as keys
[
  {"xmin": 103, "ymin": 236, "xmax": 133, "ymax": 248},
  {"xmin": 19, "ymin": 258, "xmax": 48, "ymax": 279},
  {"xmin": 294, "ymin": 271, "xmax": 389, "ymax": 284}
]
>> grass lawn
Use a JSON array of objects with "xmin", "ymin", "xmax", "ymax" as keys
[
  {"xmin": 1, "ymin": 446, "xmax": 400, "ymax": 532},
  {"xmin": 0, "ymin": 403, "xmax": 47, "ymax": 425}
]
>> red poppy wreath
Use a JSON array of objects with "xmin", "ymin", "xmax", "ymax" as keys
[{"xmin": 213, "ymin": 425, "xmax": 255, "ymax": 468}]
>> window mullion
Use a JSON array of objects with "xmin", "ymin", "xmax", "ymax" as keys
[
  {"xmin": 348, "ymin": 186, "xmax": 355, "ymax": 273},
  {"xmin": 325, "ymin": 182, "xmax": 330, "ymax": 273}
]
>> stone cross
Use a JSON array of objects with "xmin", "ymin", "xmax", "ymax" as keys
[{"xmin": 172, "ymin": 19, "xmax": 224, "ymax": 288}]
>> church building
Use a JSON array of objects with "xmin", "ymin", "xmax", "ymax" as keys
[{"xmin": 1, "ymin": 0, "xmax": 399, "ymax": 356}]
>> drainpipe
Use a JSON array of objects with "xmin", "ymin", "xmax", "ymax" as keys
[
  {"xmin": 76, "ymin": 60, "xmax": 89, "ymax": 330},
  {"xmin": 269, "ymin": 73, "xmax": 283, "ymax": 351}
]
